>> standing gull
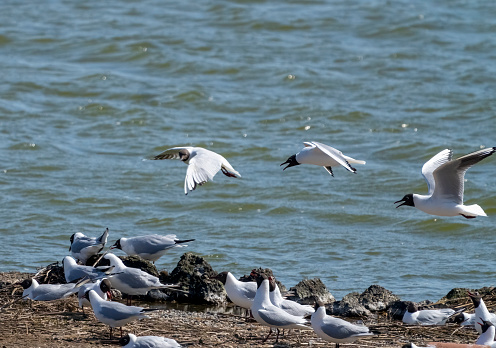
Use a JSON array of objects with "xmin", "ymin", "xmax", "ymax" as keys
[
  {"xmin": 212, "ymin": 271, "xmax": 256, "ymax": 312},
  {"xmin": 111, "ymin": 234, "xmax": 195, "ymax": 263},
  {"xmin": 151, "ymin": 146, "xmax": 241, "ymax": 194},
  {"xmin": 69, "ymin": 228, "xmax": 109, "ymax": 264},
  {"xmin": 78, "ymin": 278, "xmax": 113, "ymax": 313},
  {"xmin": 268, "ymin": 276, "xmax": 314, "ymax": 317},
  {"xmin": 251, "ymin": 275, "xmax": 309, "ymax": 343},
  {"xmin": 103, "ymin": 253, "xmax": 177, "ymax": 301},
  {"xmin": 281, "ymin": 141, "xmax": 365, "ymax": 176},
  {"xmin": 84, "ymin": 289, "xmax": 156, "ymax": 339},
  {"xmin": 468, "ymin": 291, "xmax": 496, "ymax": 333},
  {"xmin": 476, "ymin": 320, "xmax": 496, "ymax": 347},
  {"xmin": 311, "ymin": 302, "xmax": 374, "ymax": 348},
  {"xmin": 395, "ymin": 147, "xmax": 496, "ymax": 218}
]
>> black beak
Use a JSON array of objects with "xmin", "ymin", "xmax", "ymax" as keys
[
  {"xmin": 394, "ymin": 199, "xmax": 406, "ymax": 208},
  {"xmin": 69, "ymin": 245, "xmax": 71, "ymax": 251},
  {"xmin": 280, "ymin": 155, "xmax": 298, "ymax": 171}
]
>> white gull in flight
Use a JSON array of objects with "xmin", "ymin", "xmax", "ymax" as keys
[
  {"xmin": 281, "ymin": 141, "xmax": 365, "ymax": 177},
  {"xmin": 151, "ymin": 146, "xmax": 241, "ymax": 195},
  {"xmin": 395, "ymin": 147, "xmax": 496, "ymax": 218}
]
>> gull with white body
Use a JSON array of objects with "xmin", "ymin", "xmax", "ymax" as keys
[
  {"xmin": 69, "ymin": 228, "xmax": 109, "ymax": 264},
  {"xmin": 402, "ymin": 302, "xmax": 457, "ymax": 325},
  {"xmin": 212, "ymin": 271, "xmax": 257, "ymax": 311},
  {"xmin": 119, "ymin": 333, "xmax": 181, "ymax": 348},
  {"xmin": 468, "ymin": 291, "xmax": 496, "ymax": 333},
  {"xmin": 63, "ymin": 256, "xmax": 113, "ymax": 283},
  {"xmin": 251, "ymin": 275, "xmax": 309, "ymax": 343},
  {"xmin": 103, "ymin": 253, "xmax": 176, "ymax": 299},
  {"xmin": 281, "ymin": 141, "xmax": 365, "ymax": 177},
  {"xmin": 111, "ymin": 234, "xmax": 195, "ymax": 263},
  {"xmin": 311, "ymin": 302, "xmax": 374, "ymax": 348},
  {"xmin": 20, "ymin": 278, "xmax": 88, "ymax": 301},
  {"xmin": 268, "ymin": 276, "xmax": 314, "ymax": 317},
  {"xmin": 476, "ymin": 320, "xmax": 496, "ymax": 347},
  {"xmin": 78, "ymin": 278, "xmax": 112, "ymax": 312},
  {"xmin": 395, "ymin": 147, "xmax": 496, "ymax": 218},
  {"xmin": 152, "ymin": 146, "xmax": 241, "ymax": 194},
  {"xmin": 84, "ymin": 289, "xmax": 156, "ymax": 339}
]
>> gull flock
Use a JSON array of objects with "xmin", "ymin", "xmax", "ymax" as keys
[{"xmin": 13, "ymin": 143, "xmax": 496, "ymax": 347}]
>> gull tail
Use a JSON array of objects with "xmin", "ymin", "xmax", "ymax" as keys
[
  {"xmin": 461, "ymin": 204, "xmax": 487, "ymax": 218},
  {"xmin": 343, "ymin": 155, "xmax": 366, "ymax": 165}
]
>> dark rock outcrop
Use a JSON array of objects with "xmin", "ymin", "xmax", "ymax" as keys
[
  {"xmin": 161, "ymin": 252, "xmax": 226, "ymax": 305},
  {"xmin": 329, "ymin": 285, "xmax": 401, "ymax": 317},
  {"xmin": 287, "ymin": 278, "xmax": 334, "ymax": 305}
]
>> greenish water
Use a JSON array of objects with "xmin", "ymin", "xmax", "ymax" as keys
[{"xmin": 1, "ymin": 0, "xmax": 496, "ymax": 302}]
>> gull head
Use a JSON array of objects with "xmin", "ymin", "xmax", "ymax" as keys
[
  {"xmin": 110, "ymin": 239, "xmax": 122, "ymax": 250},
  {"xmin": 395, "ymin": 194, "xmax": 414, "ymax": 208},
  {"xmin": 280, "ymin": 154, "xmax": 299, "ymax": 170},
  {"xmin": 69, "ymin": 233, "xmax": 75, "ymax": 251}
]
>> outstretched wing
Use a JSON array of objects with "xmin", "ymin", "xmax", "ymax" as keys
[
  {"xmin": 432, "ymin": 147, "xmax": 496, "ymax": 204},
  {"xmin": 153, "ymin": 147, "xmax": 189, "ymax": 160},
  {"xmin": 311, "ymin": 142, "xmax": 355, "ymax": 173},
  {"xmin": 184, "ymin": 148, "xmax": 223, "ymax": 194},
  {"xmin": 421, "ymin": 149, "xmax": 452, "ymax": 196}
]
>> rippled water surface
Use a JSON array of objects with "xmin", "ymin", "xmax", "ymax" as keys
[{"xmin": 1, "ymin": 0, "xmax": 496, "ymax": 302}]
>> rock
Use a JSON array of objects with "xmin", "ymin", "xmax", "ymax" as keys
[
  {"xmin": 329, "ymin": 285, "xmax": 401, "ymax": 317},
  {"xmin": 360, "ymin": 284, "xmax": 401, "ymax": 312},
  {"xmin": 162, "ymin": 252, "xmax": 226, "ymax": 305},
  {"xmin": 329, "ymin": 292, "xmax": 371, "ymax": 317},
  {"xmin": 244, "ymin": 267, "xmax": 286, "ymax": 291},
  {"xmin": 287, "ymin": 278, "xmax": 334, "ymax": 305}
]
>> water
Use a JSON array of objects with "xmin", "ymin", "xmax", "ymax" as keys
[{"xmin": 1, "ymin": 0, "xmax": 496, "ymax": 303}]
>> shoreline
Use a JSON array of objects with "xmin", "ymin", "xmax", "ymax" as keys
[{"xmin": 0, "ymin": 271, "xmax": 488, "ymax": 347}]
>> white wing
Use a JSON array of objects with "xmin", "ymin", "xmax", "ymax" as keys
[
  {"xmin": 421, "ymin": 149, "xmax": 452, "ymax": 196},
  {"xmin": 184, "ymin": 148, "xmax": 223, "ymax": 194},
  {"xmin": 431, "ymin": 147, "xmax": 496, "ymax": 203},
  {"xmin": 311, "ymin": 141, "xmax": 355, "ymax": 173}
]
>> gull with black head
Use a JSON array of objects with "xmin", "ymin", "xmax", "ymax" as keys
[
  {"xmin": 395, "ymin": 147, "xmax": 496, "ymax": 218},
  {"xmin": 69, "ymin": 228, "xmax": 109, "ymax": 264},
  {"xmin": 281, "ymin": 141, "xmax": 365, "ymax": 177}
]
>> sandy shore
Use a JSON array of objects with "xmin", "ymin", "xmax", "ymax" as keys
[{"xmin": 0, "ymin": 271, "xmax": 483, "ymax": 347}]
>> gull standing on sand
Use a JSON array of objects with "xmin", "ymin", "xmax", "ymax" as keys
[
  {"xmin": 280, "ymin": 141, "xmax": 366, "ymax": 176},
  {"xmin": 251, "ymin": 275, "xmax": 309, "ymax": 343},
  {"xmin": 268, "ymin": 276, "xmax": 314, "ymax": 317},
  {"xmin": 311, "ymin": 302, "xmax": 374, "ymax": 348},
  {"xmin": 111, "ymin": 234, "xmax": 195, "ymax": 263},
  {"xmin": 212, "ymin": 271, "xmax": 257, "ymax": 311},
  {"xmin": 395, "ymin": 147, "xmax": 496, "ymax": 218},
  {"xmin": 20, "ymin": 278, "xmax": 88, "ymax": 301},
  {"xmin": 78, "ymin": 278, "xmax": 113, "ymax": 312},
  {"xmin": 476, "ymin": 320, "xmax": 496, "ymax": 347},
  {"xmin": 402, "ymin": 302, "xmax": 457, "ymax": 325},
  {"xmin": 103, "ymin": 253, "xmax": 176, "ymax": 298},
  {"xmin": 84, "ymin": 289, "xmax": 156, "ymax": 339},
  {"xmin": 468, "ymin": 291, "xmax": 496, "ymax": 333},
  {"xmin": 69, "ymin": 228, "xmax": 109, "ymax": 264},
  {"xmin": 63, "ymin": 256, "xmax": 113, "ymax": 283},
  {"xmin": 119, "ymin": 333, "xmax": 181, "ymax": 348},
  {"xmin": 151, "ymin": 146, "xmax": 241, "ymax": 194}
]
